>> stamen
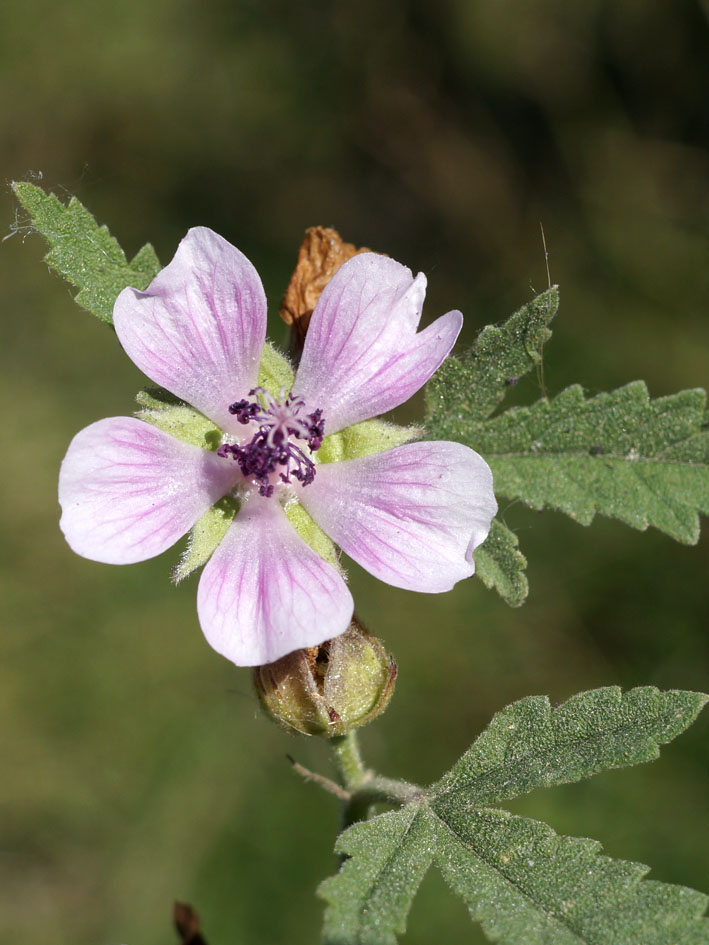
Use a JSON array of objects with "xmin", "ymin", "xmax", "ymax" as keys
[{"xmin": 220, "ymin": 389, "xmax": 326, "ymax": 497}]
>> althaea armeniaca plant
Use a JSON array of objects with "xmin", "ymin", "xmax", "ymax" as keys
[{"xmin": 57, "ymin": 227, "xmax": 497, "ymax": 666}]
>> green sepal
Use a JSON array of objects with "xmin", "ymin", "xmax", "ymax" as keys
[
  {"xmin": 12, "ymin": 181, "xmax": 161, "ymax": 325},
  {"xmin": 285, "ymin": 501, "xmax": 341, "ymax": 572},
  {"xmin": 319, "ymin": 420, "xmax": 420, "ymax": 465},
  {"xmin": 135, "ymin": 388, "xmax": 222, "ymax": 450},
  {"xmin": 473, "ymin": 519, "xmax": 528, "ymax": 607},
  {"xmin": 172, "ymin": 495, "xmax": 240, "ymax": 583},
  {"xmin": 259, "ymin": 341, "xmax": 295, "ymax": 394}
]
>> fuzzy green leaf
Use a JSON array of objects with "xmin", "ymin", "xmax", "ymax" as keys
[
  {"xmin": 320, "ymin": 688, "xmax": 707, "ymax": 945},
  {"xmin": 433, "ymin": 808, "xmax": 709, "ymax": 945},
  {"xmin": 473, "ymin": 519, "xmax": 528, "ymax": 607},
  {"xmin": 319, "ymin": 804, "xmax": 436, "ymax": 945},
  {"xmin": 12, "ymin": 181, "xmax": 160, "ymax": 324},
  {"xmin": 476, "ymin": 381, "xmax": 709, "ymax": 543},
  {"xmin": 425, "ymin": 287, "xmax": 558, "ymax": 433},
  {"xmin": 432, "ymin": 686, "xmax": 708, "ymax": 808}
]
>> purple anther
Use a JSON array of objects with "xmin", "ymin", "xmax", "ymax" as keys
[
  {"xmin": 218, "ymin": 389, "xmax": 326, "ymax": 497},
  {"xmin": 228, "ymin": 399, "xmax": 261, "ymax": 424}
]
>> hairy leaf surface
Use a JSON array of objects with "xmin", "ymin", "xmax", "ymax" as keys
[
  {"xmin": 12, "ymin": 181, "xmax": 160, "ymax": 324},
  {"xmin": 477, "ymin": 382, "xmax": 709, "ymax": 542},
  {"xmin": 425, "ymin": 287, "xmax": 558, "ymax": 430},
  {"xmin": 433, "ymin": 808, "xmax": 709, "ymax": 945},
  {"xmin": 320, "ymin": 687, "xmax": 707, "ymax": 945},
  {"xmin": 319, "ymin": 804, "xmax": 435, "ymax": 945},
  {"xmin": 473, "ymin": 519, "xmax": 528, "ymax": 607},
  {"xmin": 432, "ymin": 686, "xmax": 708, "ymax": 807}
]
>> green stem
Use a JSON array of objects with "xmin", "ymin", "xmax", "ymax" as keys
[
  {"xmin": 353, "ymin": 776, "xmax": 422, "ymax": 808},
  {"xmin": 330, "ymin": 732, "xmax": 367, "ymax": 792},
  {"xmin": 329, "ymin": 733, "xmax": 422, "ymax": 829},
  {"xmin": 330, "ymin": 732, "xmax": 371, "ymax": 829}
]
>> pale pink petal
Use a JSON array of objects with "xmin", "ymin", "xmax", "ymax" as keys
[
  {"xmin": 300, "ymin": 441, "xmax": 497, "ymax": 592},
  {"xmin": 114, "ymin": 227, "xmax": 266, "ymax": 433},
  {"xmin": 59, "ymin": 417, "xmax": 239, "ymax": 564},
  {"xmin": 293, "ymin": 253, "xmax": 462, "ymax": 434},
  {"xmin": 197, "ymin": 496, "xmax": 354, "ymax": 666}
]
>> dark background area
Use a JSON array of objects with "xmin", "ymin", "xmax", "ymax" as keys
[{"xmin": 1, "ymin": 1, "xmax": 708, "ymax": 943}]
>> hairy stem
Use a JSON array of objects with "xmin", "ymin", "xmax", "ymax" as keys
[
  {"xmin": 328, "ymin": 733, "xmax": 422, "ymax": 829},
  {"xmin": 330, "ymin": 732, "xmax": 367, "ymax": 791},
  {"xmin": 331, "ymin": 732, "xmax": 371, "ymax": 828}
]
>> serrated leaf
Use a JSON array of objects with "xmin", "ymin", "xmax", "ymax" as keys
[
  {"xmin": 475, "ymin": 381, "xmax": 709, "ymax": 543},
  {"xmin": 432, "ymin": 686, "xmax": 708, "ymax": 808},
  {"xmin": 13, "ymin": 182, "xmax": 161, "ymax": 324},
  {"xmin": 432, "ymin": 807, "xmax": 709, "ymax": 945},
  {"xmin": 319, "ymin": 804, "xmax": 436, "ymax": 945},
  {"xmin": 425, "ymin": 287, "xmax": 558, "ymax": 433},
  {"xmin": 320, "ymin": 688, "xmax": 707, "ymax": 945},
  {"xmin": 473, "ymin": 519, "xmax": 528, "ymax": 607}
]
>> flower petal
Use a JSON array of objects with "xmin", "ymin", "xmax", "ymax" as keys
[
  {"xmin": 300, "ymin": 441, "xmax": 497, "ymax": 592},
  {"xmin": 59, "ymin": 417, "xmax": 239, "ymax": 564},
  {"xmin": 114, "ymin": 227, "xmax": 267, "ymax": 433},
  {"xmin": 197, "ymin": 496, "xmax": 354, "ymax": 666},
  {"xmin": 293, "ymin": 253, "xmax": 462, "ymax": 434}
]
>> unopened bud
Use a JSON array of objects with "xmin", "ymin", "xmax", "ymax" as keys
[{"xmin": 253, "ymin": 621, "xmax": 397, "ymax": 737}]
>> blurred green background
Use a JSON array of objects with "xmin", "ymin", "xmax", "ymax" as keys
[{"xmin": 1, "ymin": 1, "xmax": 708, "ymax": 943}]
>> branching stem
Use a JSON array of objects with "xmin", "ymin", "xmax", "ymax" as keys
[
  {"xmin": 289, "ymin": 733, "xmax": 422, "ymax": 828},
  {"xmin": 286, "ymin": 755, "xmax": 351, "ymax": 802}
]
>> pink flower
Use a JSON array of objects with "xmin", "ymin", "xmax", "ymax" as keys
[{"xmin": 58, "ymin": 228, "xmax": 497, "ymax": 666}]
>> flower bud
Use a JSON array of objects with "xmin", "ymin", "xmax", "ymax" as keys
[{"xmin": 253, "ymin": 620, "xmax": 396, "ymax": 737}]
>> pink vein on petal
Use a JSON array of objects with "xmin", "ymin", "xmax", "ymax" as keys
[
  {"xmin": 197, "ymin": 497, "xmax": 353, "ymax": 666},
  {"xmin": 59, "ymin": 417, "xmax": 239, "ymax": 564},
  {"xmin": 114, "ymin": 227, "xmax": 267, "ymax": 433},
  {"xmin": 300, "ymin": 440, "xmax": 497, "ymax": 592}
]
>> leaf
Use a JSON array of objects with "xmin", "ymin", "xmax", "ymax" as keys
[
  {"xmin": 320, "ymin": 688, "xmax": 708, "ymax": 945},
  {"xmin": 319, "ymin": 804, "xmax": 436, "ymax": 945},
  {"xmin": 433, "ymin": 807, "xmax": 709, "ymax": 945},
  {"xmin": 424, "ymin": 288, "xmax": 556, "ymax": 607},
  {"xmin": 473, "ymin": 519, "xmax": 528, "ymax": 607},
  {"xmin": 432, "ymin": 686, "xmax": 708, "ymax": 808},
  {"xmin": 425, "ymin": 287, "xmax": 558, "ymax": 434},
  {"xmin": 476, "ymin": 381, "xmax": 709, "ymax": 543},
  {"xmin": 12, "ymin": 181, "xmax": 161, "ymax": 324}
]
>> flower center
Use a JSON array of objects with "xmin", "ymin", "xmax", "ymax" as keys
[{"xmin": 217, "ymin": 387, "xmax": 325, "ymax": 498}]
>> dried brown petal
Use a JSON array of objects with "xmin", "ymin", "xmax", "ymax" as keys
[{"xmin": 279, "ymin": 226, "xmax": 373, "ymax": 352}]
